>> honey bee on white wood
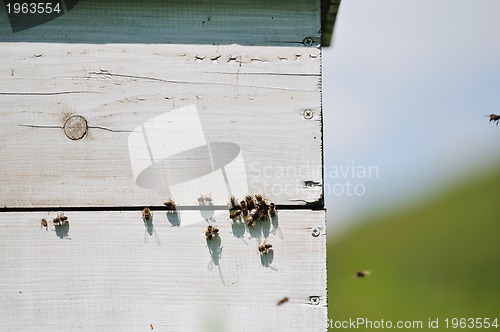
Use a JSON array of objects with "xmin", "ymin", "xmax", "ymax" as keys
[
  {"xmin": 198, "ymin": 193, "xmax": 213, "ymax": 206},
  {"xmin": 164, "ymin": 198, "xmax": 176, "ymax": 211},
  {"xmin": 142, "ymin": 207, "xmax": 152, "ymax": 221},
  {"xmin": 52, "ymin": 212, "xmax": 68, "ymax": 226},
  {"xmin": 258, "ymin": 240, "xmax": 273, "ymax": 255},
  {"xmin": 40, "ymin": 218, "xmax": 48, "ymax": 230},
  {"xmin": 205, "ymin": 225, "xmax": 219, "ymax": 241},
  {"xmin": 269, "ymin": 202, "xmax": 276, "ymax": 217}
]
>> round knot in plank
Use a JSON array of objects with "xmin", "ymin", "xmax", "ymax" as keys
[{"xmin": 63, "ymin": 115, "xmax": 87, "ymax": 140}]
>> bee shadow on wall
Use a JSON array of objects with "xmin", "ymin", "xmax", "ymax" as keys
[
  {"xmin": 271, "ymin": 214, "xmax": 284, "ymax": 240},
  {"xmin": 166, "ymin": 212, "xmax": 181, "ymax": 227},
  {"xmin": 206, "ymin": 235, "xmax": 225, "ymax": 286},
  {"xmin": 260, "ymin": 249, "xmax": 278, "ymax": 272},
  {"xmin": 143, "ymin": 216, "xmax": 161, "ymax": 246},
  {"xmin": 230, "ymin": 219, "xmax": 248, "ymax": 245},
  {"xmin": 54, "ymin": 222, "xmax": 71, "ymax": 240},
  {"xmin": 247, "ymin": 221, "xmax": 263, "ymax": 243},
  {"xmin": 200, "ymin": 209, "xmax": 215, "ymax": 223},
  {"xmin": 261, "ymin": 217, "xmax": 271, "ymax": 239}
]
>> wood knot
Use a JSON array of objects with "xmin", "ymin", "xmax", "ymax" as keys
[{"xmin": 63, "ymin": 115, "xmax": 87, "ymax": 140}]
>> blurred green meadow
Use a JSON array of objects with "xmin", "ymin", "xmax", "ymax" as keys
[{"xmin": 327, "ymin": 166, "xmax": 500, "ymax": 331}]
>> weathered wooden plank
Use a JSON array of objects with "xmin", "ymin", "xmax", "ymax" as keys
[
  {"xmin": 0, "ymin": 210, "xmax": 326, "ymax": 331},
  {"xmin": 0, "ymin": 0, "xmax": 321, "ymax": 46},
  {"xmin": 0, "ymin": 43, "xmax": 322, "ymax": 208}
]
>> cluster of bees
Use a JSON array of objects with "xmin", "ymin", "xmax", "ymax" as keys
[
  {"xmin": 196, "ymin": 194, "xmax": 278, "ymax": 256},
  {"xmin": 40, "ymin": 212, "xmax": 68, "ymax": 230},
  {"xmin": 141, "ymin": 193, "xmax": 277, "ymax": 228},
  {"xmin": 228, "ymin": 194, "xmax": 276, "ymax": 227},
  {"xmin": 229, "ymin": 194, "xmax": 277, "ymax": 257},
  {"xmin": 46, "ymin": 196, "xmax": 277, "ymax": 256}
]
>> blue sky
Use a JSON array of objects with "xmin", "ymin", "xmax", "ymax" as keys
[{"xmin": 323, "ymin": 0, "xmax": 500, "ymax": 236}]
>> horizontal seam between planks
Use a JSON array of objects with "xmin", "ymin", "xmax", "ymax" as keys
[{"xmin": 0, "ymin": 205, "xmax": 325, "ymax": 212}]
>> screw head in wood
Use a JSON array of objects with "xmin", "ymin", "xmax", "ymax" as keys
[
  {"xmin": 303, "ymin": 109, "xmax": 313, "ymax": 120},
  {"xmin": 309, "ymin": 296, "xmax": 320, "ymax": 305},
  {"xmin": 303, "ymin": 37, "xmax": 314, "ymax": 46},
  {"xmin": 63, "ymin": 115, "xmax": 87, "ymax": 140},
  {"xmin": 311, "ymin": 227, "xmax": 320, "ymax": 237}
]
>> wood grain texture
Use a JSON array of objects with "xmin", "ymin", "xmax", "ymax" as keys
[
  {"xmin": 0, "ymin": 43, "xmax": 322, "ymax": 208},
  {"xmin": 0, "ymin": 0, "xmax": 321, "ymax": 46},
  {"xmin": 0, "ymin": 210, "xmax": 326, "ymax": 331}
]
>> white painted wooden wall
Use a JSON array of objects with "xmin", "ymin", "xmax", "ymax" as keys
[
  {"xmin": 0, "ymin": 211, "xmax": 326, "ymax": 331},
  {"xmin": 0, "ymin": 1, "xmax": 327, "ymax": 331},
  {"xmin": 0, "ymin": 43, "xmax": 322, "ymax": 208}
]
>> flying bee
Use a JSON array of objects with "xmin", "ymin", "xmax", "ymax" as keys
[
  {"xmin": 356, "ymin": 270, "xmax": 372, "ymax": 278},
  {"xmin": 142, "ymin": 207, "xmax": 152, "ymax": 221},
  {"xmin": 150, "ymin": 323, "xmax": 154, "ymax": 330},
  {"xmin": 269, "ymin": 203, "xmax": 276, "ymax": 217},
  {"xmin": 53, "ymin": 212, "xmax": 68, "ymax": 226},
  {"xmin": 245, "ymin": 195, "xmax": 256, "ymax": 210},
  {"xmin": 258, "ymin": 241, "xmax": 273, "ymax": 255},
  {"xmin": 40, "ymin": 218, "xmax": 48, "ymax": 230},
  {"xmin": 485, "ymin": 114, "xmax": 500, "ymax": 126},
  {"xmin": 164, "ymin": 198, "xmax": 176, "ymax": 211},
  {"xmin": 277, "ymin": 297, "xmax": 289, "ymax": 306},
  {"xmin": 205, "ymin": 225, "xmax": 219, "ymax": 240}
]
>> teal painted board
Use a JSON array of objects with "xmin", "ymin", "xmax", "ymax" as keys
[{"xmin": 0, "ymin": 0, "xmax": 321, "ymax": 46}]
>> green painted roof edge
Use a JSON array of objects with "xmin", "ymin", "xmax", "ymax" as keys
[{"xmin": 321, "ymin": 0, "xmax": 341, "ymax": 47}]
